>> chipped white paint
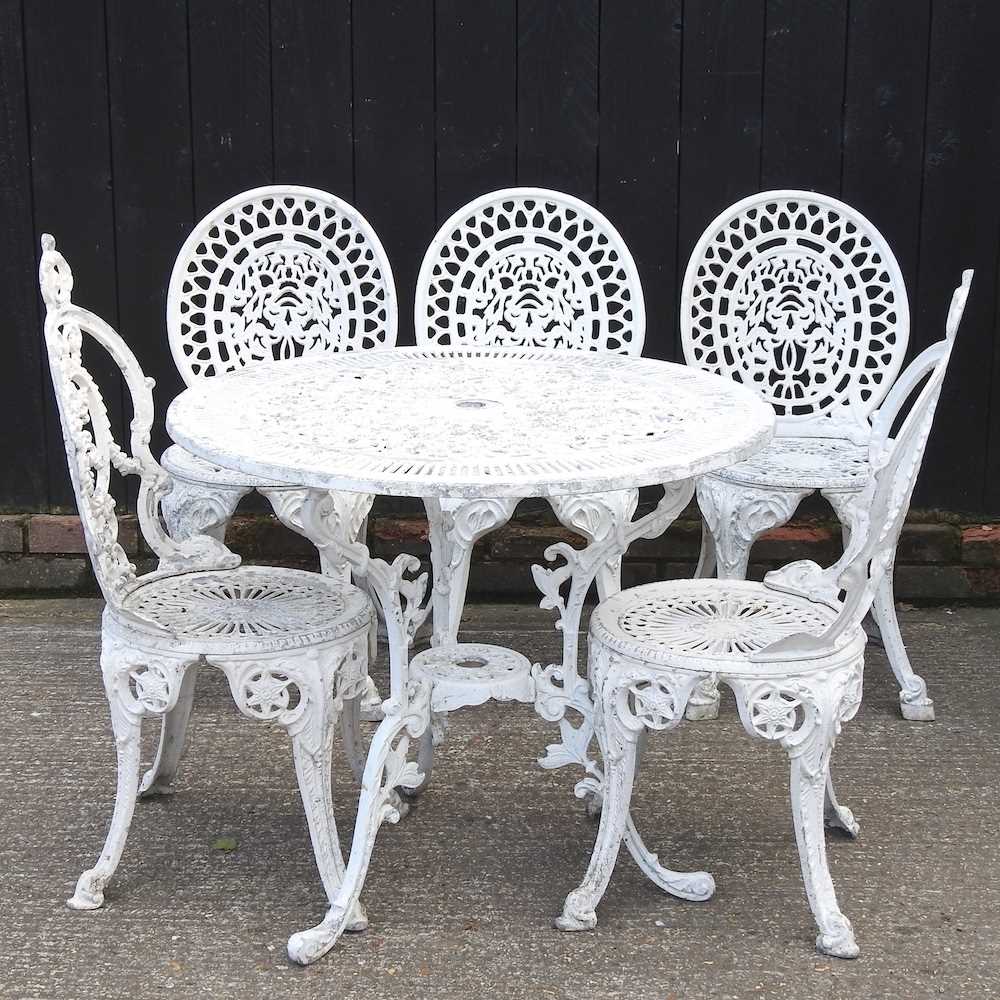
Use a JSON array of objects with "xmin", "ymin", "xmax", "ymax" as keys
[
  {"xmin": 551, "ymin": 272, "xmax": 969, "ymax": 959},
  {"xmin": 682, "ymin": 190, "xmax": 966, "ymax": 721}
]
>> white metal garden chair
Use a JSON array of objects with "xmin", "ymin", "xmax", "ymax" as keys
[
  {"xmin": 162, "ymin": 185, "xmax": 396, "ymax": 712},
  {"xmin": 414, "ymin": 187, "xmax": 646, "ymax": 637},
  {"xmin": 162, "ymin": 185, "xmax": 395, "ymax": 590},
  {"xmin": 681, "ymin": 191, "xmax": 934, "ymax": 721},
  {"xmin": 39, "ymin": 235, "xmax": 377, "ymax": 935},
  {"xmin": 553, "ymin": 271, "xmax": 971, "ymax": 959},
  {"xmin": 409, "ymin": 187, "xmax": 646, "ymax": 772}
]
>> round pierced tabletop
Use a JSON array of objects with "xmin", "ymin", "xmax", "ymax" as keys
[{"xmin": 166, "ymin": 347, "xmax": 774, "ymax": 499}]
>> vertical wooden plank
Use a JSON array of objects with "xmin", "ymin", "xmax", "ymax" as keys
[
  {"xmin": 271, "ymin": 0, "xmax": 353, "ymax": 196},
  {"xmin": 842, "ymin": 0, "xmax": 930, "ymax": 324},
  {"xmin": 761, "ymin": 0, "xmax": 848, "ymax": 194},
  {"xmin": 988, "ymin": 273, "xmax": 1000, "ymax": 513},
  {"xmin": 354, "ymin": 0, "xmax": 435, "ymax": 343},
  {"xmin": 916, "ymin": 1, "xmax": 1000, "ymax": 513},
  {"xmin": 599, "ymin": 1, "xmax": 683, "ymax": 361},
  {"xmin": 188, "ymin": 0, "xmax": 273, "ymax": 217},
  {"xmin": 517, "ymin": 0, "xmax": 599, "ymax": 201},
  {"xmin": 435, "ymin": 0, "xmax": 516, "ymax": 222},
  {"xmin": 106, "ymin": 0, "xmax": 192, "ymax": 463},
  {"xmin": 677, "ymin": 0, "xmax": 766, "ymax": 317},
  {"xmin": 0, "ymin": 0, "xmax": 48, "ymax": 509},
  {"xmin": 24, "ymin": 0, "xmax": 121, "ymax": 510}
]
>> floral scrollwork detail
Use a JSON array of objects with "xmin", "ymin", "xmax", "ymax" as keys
[
  {"xmin": 627, "ymin": 679, "xmax": 680, "ymax": 730},
  {"xmin": 237, "ymin": 668, "xmax": 304, "ymax": 723},
  {"xmin": 126, "ymin": 662, "xmax": 176, "ymax": 715},
  {"xmin": 748, "ymin": 685, "xmax": 805, "ymax": 741}
]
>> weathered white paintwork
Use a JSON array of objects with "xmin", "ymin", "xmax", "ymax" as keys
[
  {"xmin": 682, "ymin": 190, "xmax": 949, "ymax": 721},
  {"xmin": 555, "ymin": 271, "xmax": 971, "ymax": 959},
  {"xmin": 167, "ymin": 338, "xmax": 774, "ymax": 964},
  {"xmin": 38, "ymin": 235, "xmax": 388, "ymax": 940}
]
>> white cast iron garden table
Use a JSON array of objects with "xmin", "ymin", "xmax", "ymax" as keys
[{"xmin": 166, "ymin": 346, "xmax": 775, "ymax": 964}]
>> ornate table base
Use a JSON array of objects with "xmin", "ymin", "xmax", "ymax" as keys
[{"xmin": 283, "ymin": 480, "xmax": 716, "ymax": 965}]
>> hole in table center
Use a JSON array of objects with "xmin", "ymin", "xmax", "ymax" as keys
[
  {"xmin": 454, "ymin": 398, "xmax": 499, "ymax": 410},
  {"xmin": 455, "ymin": 657, "xmax": 489, "ymax": 669}
]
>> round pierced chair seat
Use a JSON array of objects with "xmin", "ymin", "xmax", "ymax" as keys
[
  {"xmin": 118, "ymin": 566, "xmax": 372, "ymax": 654},
  {"xmin": 706, "ymin": 436, "xmax": 870, "ymax": 492},
  {"xmin": 590, "ymin": 579, "xmax": 853, "ymax": 670},
  {"xmin": 161, "ymin": 444, "xmax": 285, "ymax": 489}
]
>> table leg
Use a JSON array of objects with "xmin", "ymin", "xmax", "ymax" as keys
[
  {"xmin": 261, "ymin": 485, "xmax": 384, "ymax": 717},
  {"xmin": 286, "ymin": 491, "xmax": 432, "ymax": 965},
  {"xmin": 532, "ymin": 480, "xmax": 712, "ymax": 899}
]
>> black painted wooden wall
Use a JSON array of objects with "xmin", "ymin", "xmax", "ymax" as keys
[{"xmin": 2, "ymin": 1, "xmax": 999, "ymax": 515}]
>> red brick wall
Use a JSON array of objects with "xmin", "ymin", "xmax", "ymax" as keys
[{"xmin": 3, "ymin": 508, "xmax": 999, "ymax": 602}]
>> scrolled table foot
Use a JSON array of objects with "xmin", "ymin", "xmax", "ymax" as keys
[
  {"xmin": 67, "ymin": 871, "xmax": 104, "ymax": 910},
  {"xmin": 817, "ymin": 918, "xmax": 860, "ymax": 960},
  {"xmin": 288, "ymin": 682, "xmax": 431, "ymax": 965},
  {"xmin": 554, "ymin": 891, "xmax": 598, "ymax": 932}
]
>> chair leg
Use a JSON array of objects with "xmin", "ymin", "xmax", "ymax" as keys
[
  {"xmin": 824, "ymin": 770, "xmax": 860, "ymax": 839},
  {"xmin": 872, "ymin": 566, "xmax": 934, "ymax": 721},
  {"xmin": 223, "ymin": 650, "xmax": 368, "ymax": 933},
  {"xmin": 287, "ymin": 685, "xmax": 432, "ymax": 965},
  {"xmin": 694, "ymin": 519, "xmax": 717, "ymax": 578},
  {"xmin": 69, "ymin": 648, "xmax": 186, "ymax": 909},
  {"xmin": 160, "ymin": 480, "xmax": 249, "ymax": 543},
  {"xmin": 68, "ymin": 696, "xmax": 143, "ymax": 910},
  {"xmin": 555, "ymin": 702, "xmax": 639, "ymax": 931},
  {"xmin": 138, "ymin": 663, "xmax": 199, "ymax": 797},
  {"xmin": 288, "ymin": 676, "xmax": 368, "ymax": 933},
  {"xmin": 788, "ymin": 749, "xmax": 859, "ymax": 958}
]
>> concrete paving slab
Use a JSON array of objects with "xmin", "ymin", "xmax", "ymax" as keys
[{"xmin": 0, "ymin": 599, "xmax": 997, "ymax": 999}]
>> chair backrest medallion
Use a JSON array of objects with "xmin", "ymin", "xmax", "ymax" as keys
[
  {"xmin": 415, "ymin": 187, "xmax": 645, "ymax": 354},
  {"xmin": 760, "ymin": 270, "xmax": 973, "ymax": 660},
  {"xmin": 681, "ymin": 190, "xmax": 909, "ymax": 439},
  {"xmin": 167, "ymin": 186, "xmax": 397, "ymax": 385},
  {"xmin": 39, "ymin": 236, "xmax": 236, "ymax": 612}
]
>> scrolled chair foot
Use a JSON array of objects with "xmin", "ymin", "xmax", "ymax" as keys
[
  {"xmin": 388, "ymin": 788, "xmax": 411, "ymax": 820},
  {"xmin": 137, "ymin": 772, "xmax": 175, "ymax": 798},
  {"xmin": 345, "ymin": 901, "xmax": 369, "ymax": 933},
  {"xmin": 554, "ymin": 891, "xmax": 598, "ymax": 932},
  {"xmin": 899, "ymin": 693, "xmax": 935, "ymax": 722},
  {"xmin": 584, "ymin": 792, "xmax": 603, "ymax": 819},
  {"xmin": 824, "ymin": 801, "xmax": 860, "ymax": 839},
  {"xmin": 685, "ymin": 676, "xmax": 720, "ymax": 721},
  {"xmin": 816, "ymin": 916, "xmax": 860, "ymax": 959},
  {"xmin": 67, "ymin": 870, "xmax": 105, "ymax": 910}
]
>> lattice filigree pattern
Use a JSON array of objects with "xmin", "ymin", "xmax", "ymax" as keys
[
  {"xmin": 167, "ymin": 348, "xmax": 775, "ymax": 498},
  {"xmin": 416, "ymin": 189, "xmax": 645, "ymax": 354},
  {"xmin": 712, "ymin": 436, "xmax": 870, "ymax": 491},
  {"xmin": 612, "ymin": 581, "xmax": 834, "ymax": 659},
  {"xmin": 125, "ymin": 568, "xmax": 351, "ymax": 640},
  {"xmin": 168, "ymin": 187, "xmax": 397, "ymax": 383},
  {"xmin": 681, "ymin": 192, "xmax": 908, "ymax": 422}
]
